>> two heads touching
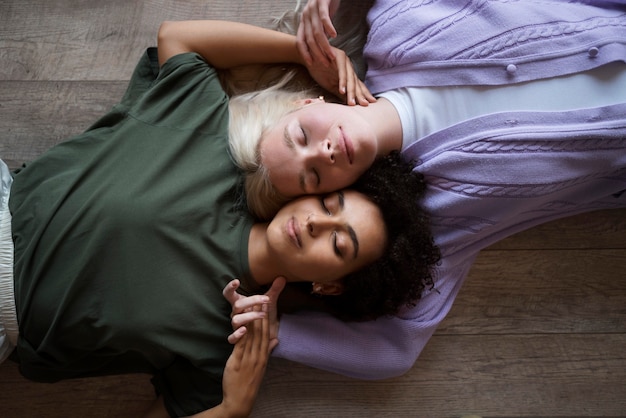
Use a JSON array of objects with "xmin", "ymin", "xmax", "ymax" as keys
[
  {"xmin": 158, "ymin": 19, "xmax": 440, "ymax": 321},
  {"xmin": 228, "ymin": 79, "xmax": 440, "ymax": 321}
]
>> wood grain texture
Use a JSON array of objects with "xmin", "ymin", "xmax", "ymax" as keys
[{"xmin": 1, "ymin": 0, "xmax": 625, "ymax": 417}]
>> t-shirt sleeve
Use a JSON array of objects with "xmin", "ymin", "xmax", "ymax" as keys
[{"xmin": 128, "ymin": 52, "xmax": 229, "ymax": 131}]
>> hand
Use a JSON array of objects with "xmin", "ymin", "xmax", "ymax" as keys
[
  {"xmin": 297, "ymin": 0, "xmax": 341, "ymax": 67},
  {"xmin": 223, "ymin": 277, "xmax": 286, "ymax": 351},
  {"xmin": 304, "ymin": 47, "xmax": 376, "ymax": 106},
  {"xmin": 219, "ymin": 305, "xmax": 270, "ymax": 418}
]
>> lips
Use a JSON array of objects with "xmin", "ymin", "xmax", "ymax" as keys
[
  {"xmin": 287, "ymin": 217, "xmax": 302, "ymax": 248},
  {"xmin": 339, "ymin": 127, "xmax": 354, "ymax": 164}
]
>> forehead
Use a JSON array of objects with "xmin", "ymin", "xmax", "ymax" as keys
[{"xmin": 343, "ymin": 191, "xmax": 387, "ymax": 263}]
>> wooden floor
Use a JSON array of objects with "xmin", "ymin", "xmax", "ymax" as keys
[{"xmin": 1, "ymin": 1, "xmax": 625, "ymax": 417}]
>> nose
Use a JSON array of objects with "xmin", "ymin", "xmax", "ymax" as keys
[
  {"xmin": 305, "ymin": 139, "xmax": 334, "ymax": 165},
  {"xmin": 306, "ymin": 214, "xmax": 337, "ymax": 237}
]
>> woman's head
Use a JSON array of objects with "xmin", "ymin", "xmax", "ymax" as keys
[
  {"xmin": 264, "ymin": 190, "xmax": 387, "ymax": 287},
  {"xmin": 275, "ymin": 152, "xmax": 441, "ymax": 322},
  {"xmin": 229, "ymin": 87, "xmax": 380, "ymax": 220},
  {"xmin": 260, "ymin": 99, "xmax": 380, "ymax": 196},
  {"xmin": 227, "ymin": 0, "xmax": 376, "ymax": 220}
]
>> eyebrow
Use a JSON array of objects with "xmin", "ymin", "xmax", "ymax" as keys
[
  {"xmin": 284, "ymin": 126, "xmax": 308, "ymax": 193},
  {"xmin": 338, "ymin": 191, "xmax": 359, "ymax": 260}
]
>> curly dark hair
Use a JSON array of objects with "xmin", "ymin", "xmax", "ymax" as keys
[{"xmin": 281, "ymin": 151, "xmax": 441, "ymax": 322}]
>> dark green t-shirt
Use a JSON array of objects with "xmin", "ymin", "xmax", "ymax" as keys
[{"xmin": 9, "ymin": 49, "xmax": 256, "ymax": 416}]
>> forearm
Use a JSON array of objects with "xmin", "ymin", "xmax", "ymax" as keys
[{"xmin": 157, "ymin": 20, "xmax": 305, "ymax": 68}]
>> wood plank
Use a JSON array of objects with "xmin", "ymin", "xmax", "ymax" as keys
[
  {"xmin": 0, "ymin": 0, "xmax": 297, "ymax": 81},
  {"xmin": 2, "ymin": 334, "xmax": 624, "ymax": 417},
  {"xmin": 491, "ymin": 209, "xmax": 626, "ymax": 250},
  {"xmin": 439, "ymin": 249, "xmax": 626, "ymax": 334},
  {"xmin": 0, "ymin": 81, "xmax": 127, "ymax": 165},
  {"xmin": 0, "ymin": 361, "xmax": 154, "ymax": 418},
  {"xmin": 251, "ymin": 334, "xmax": 626, "ymax": 417}
]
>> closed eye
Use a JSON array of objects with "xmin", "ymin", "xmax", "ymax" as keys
[
  {"xmin": 301, "ymin": 127, "xmax": 308, "ymax": 145},
  {"xmin": 332, "ymin": 231, "xmax": 342, "ymax": 258},
  {"xmin": 319, "ymin": 196, "xmax": 331, "ymax": 215}
]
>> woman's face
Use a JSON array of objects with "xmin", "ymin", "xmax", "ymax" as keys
[
  {"xmin": 260, "ymin": 102, "xmax": 379, "ymax": 197},
  {"xmin": 266, "ymin": 190, "xmax": 386, "ymax": 283}
]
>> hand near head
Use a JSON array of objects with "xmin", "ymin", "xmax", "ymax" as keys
[
  {"xmin": 304, "ymin": 47, "xmax": 376, "ymax": 106},
  {"xmin": 297, "ymin": 0, "xmax": 341, "ymax": 67},
  {"xmin": 223, "ymin": 277, "xmax": 285, "ymax": 350},
  {"xmin": 297, "ymin": 0, "xmax": 375, "ymax": 106}
]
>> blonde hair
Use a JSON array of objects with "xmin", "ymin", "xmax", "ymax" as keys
[
  {"xmin": 228, "ymin": 74, "xmax": 318, "ymax": 220},
  {"xmin": 226, "ymin": 0, "xmax": 373, "ymax": 220}
]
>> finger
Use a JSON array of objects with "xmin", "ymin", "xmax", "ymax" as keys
[
  {"xmin": 333, "ymin": 54, "xmax": 347, "ymax": 98},
  {"xmin": 231, "ymin": 310, "xmax": 267, "ymax": 329},
  {"xmin": 266, "ymin": 276, "xmax": 286, "ymax": 300},
  {"xmin": 222, "ymin": 279, "xmax": 241, "ymax": 305},
  {"xmin": 258, "ymin": 306, "xmax": 270, "ymax": 361},
  {"xmin": 296, "ymin": 24, "xmax": 313, "ymax": 66},
  {"xmin": 358, "ymin": 80, "xmax": 377, "ymax": 106},
  {"xmin": 246, "ymin": 306, "xmax": 268, "ymax": 364},
  {"xmin": 317, "ymin": 3, "xmax": 337, "ymax": 60},
  {"xmin": 305, "ymin": 18, "xmax": 331, "ymax": 67},
  {"xmin": 266, "ymin": 277, "xmax": 286, "ymax": 328},
  {"xmin": 339, "ymin": 57, "xmax": 358, "ymax": 106},
  {"xmin": 356, "ymin": 83, "xmax": 377, "ymax": 107},
  {"xmin": 232, "ymin": 294, "xmax": 269, "ymax": 315},
  {"xmin": 228, "ymin": 326, "xmax": 247, "ymax": 346},
  {"xmin": 268, "ymin": 338, "xmax": 279, "ymax": 353}
]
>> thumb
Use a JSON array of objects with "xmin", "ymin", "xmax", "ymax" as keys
[{"xmin": 267, "ymin": 276, "xmax": 287, "ymax": 299}]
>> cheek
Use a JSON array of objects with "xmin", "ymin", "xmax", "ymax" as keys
[
  {"xmin": 262, "ymin": 148, "xmax": 301, "ymax": 196},
  {"xmin": 322, "ymin": 166, "xmax": 362, "ymax": 192},
  {"xmin": 305, "ymin": 247, "xmax": 348, "ymax": 280}
]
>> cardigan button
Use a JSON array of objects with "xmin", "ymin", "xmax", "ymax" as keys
[
  {"xmin": 506, "ymin": 64, "xmax": 517, "ymax": 74},
  {"xmin": 588, "ymin": 47, "xmax": 599, "ymax": 58}
]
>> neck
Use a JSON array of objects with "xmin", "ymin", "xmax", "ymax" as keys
[
  {"xmin": 355, "ymin": 97, "xmax": 403, "ymax": 155},
  {"xmin": 247, "ymin": 223, "xmax": 282, "ymax": 287}
]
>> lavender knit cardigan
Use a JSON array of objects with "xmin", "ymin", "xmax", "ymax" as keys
[{"xmin": 272, "ymin": 0, "xmax": 626, "ymax": 379}]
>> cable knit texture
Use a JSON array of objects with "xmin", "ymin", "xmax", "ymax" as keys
[{"xmin": 364, "ymin": 0, "xmax": 626, "ymax": 92}]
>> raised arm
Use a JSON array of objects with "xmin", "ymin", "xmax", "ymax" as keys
[
  {"xmin": 157, "ymin": 20, "xmax": 303, "ymax": 68},
  {"xmin": 156, "ymin": 19, "xmax": 373, "ymax": 105},
  {"xmin": 272, "ymin": 262, "xmax": 473, "ymax": 379}
]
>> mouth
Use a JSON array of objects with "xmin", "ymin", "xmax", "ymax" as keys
[
  {"xmin": 339, "ymin": 127, "xmax": 354, "ymax": 164},
  {"xmin": 287, "ymin": 217, "xmax": 302, "ymax": 248}
]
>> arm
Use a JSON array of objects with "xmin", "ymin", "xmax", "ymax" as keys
[
  {"xmin": 157, "ymin": 20, "xmax": 304, "ymax": 68},
  {"xmin": 273, "ymin": 263, "xmax": 473, "ymax": 379},
  {"xmin": 143, "ymin": 303, "xmax": 272, "ymax": 418},
  {"xmin": 157, "ymin": 19, "xmax": 372, "ymax": 105}
]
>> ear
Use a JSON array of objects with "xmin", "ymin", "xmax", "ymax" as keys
[
  {"xmin": 293, "ymin": 96, "xmax": 325, "ymax": 108},
  {"xmin": 311, "ymin": 280, "xmax": 344, "ymax": 296}
]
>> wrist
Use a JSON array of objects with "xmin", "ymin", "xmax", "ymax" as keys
[
  {"xmin": 290, "ymin": 36, "xmax": 307, "ymax": 66},
  {"xmin": 218, "ymin": 400, "xmax": 251, "ymax": 418}
]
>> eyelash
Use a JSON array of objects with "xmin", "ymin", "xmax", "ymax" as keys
[
  {"xmin": 320, "ymin": 197, "xmax": 331, "ymax": 215},
  {"xmin": 301, "ymin": 127, "xmax": 308, "ymax": 145},
  {"xmin": 320, "ymin": 198, "xmax": 342, "ymax": 257}
]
